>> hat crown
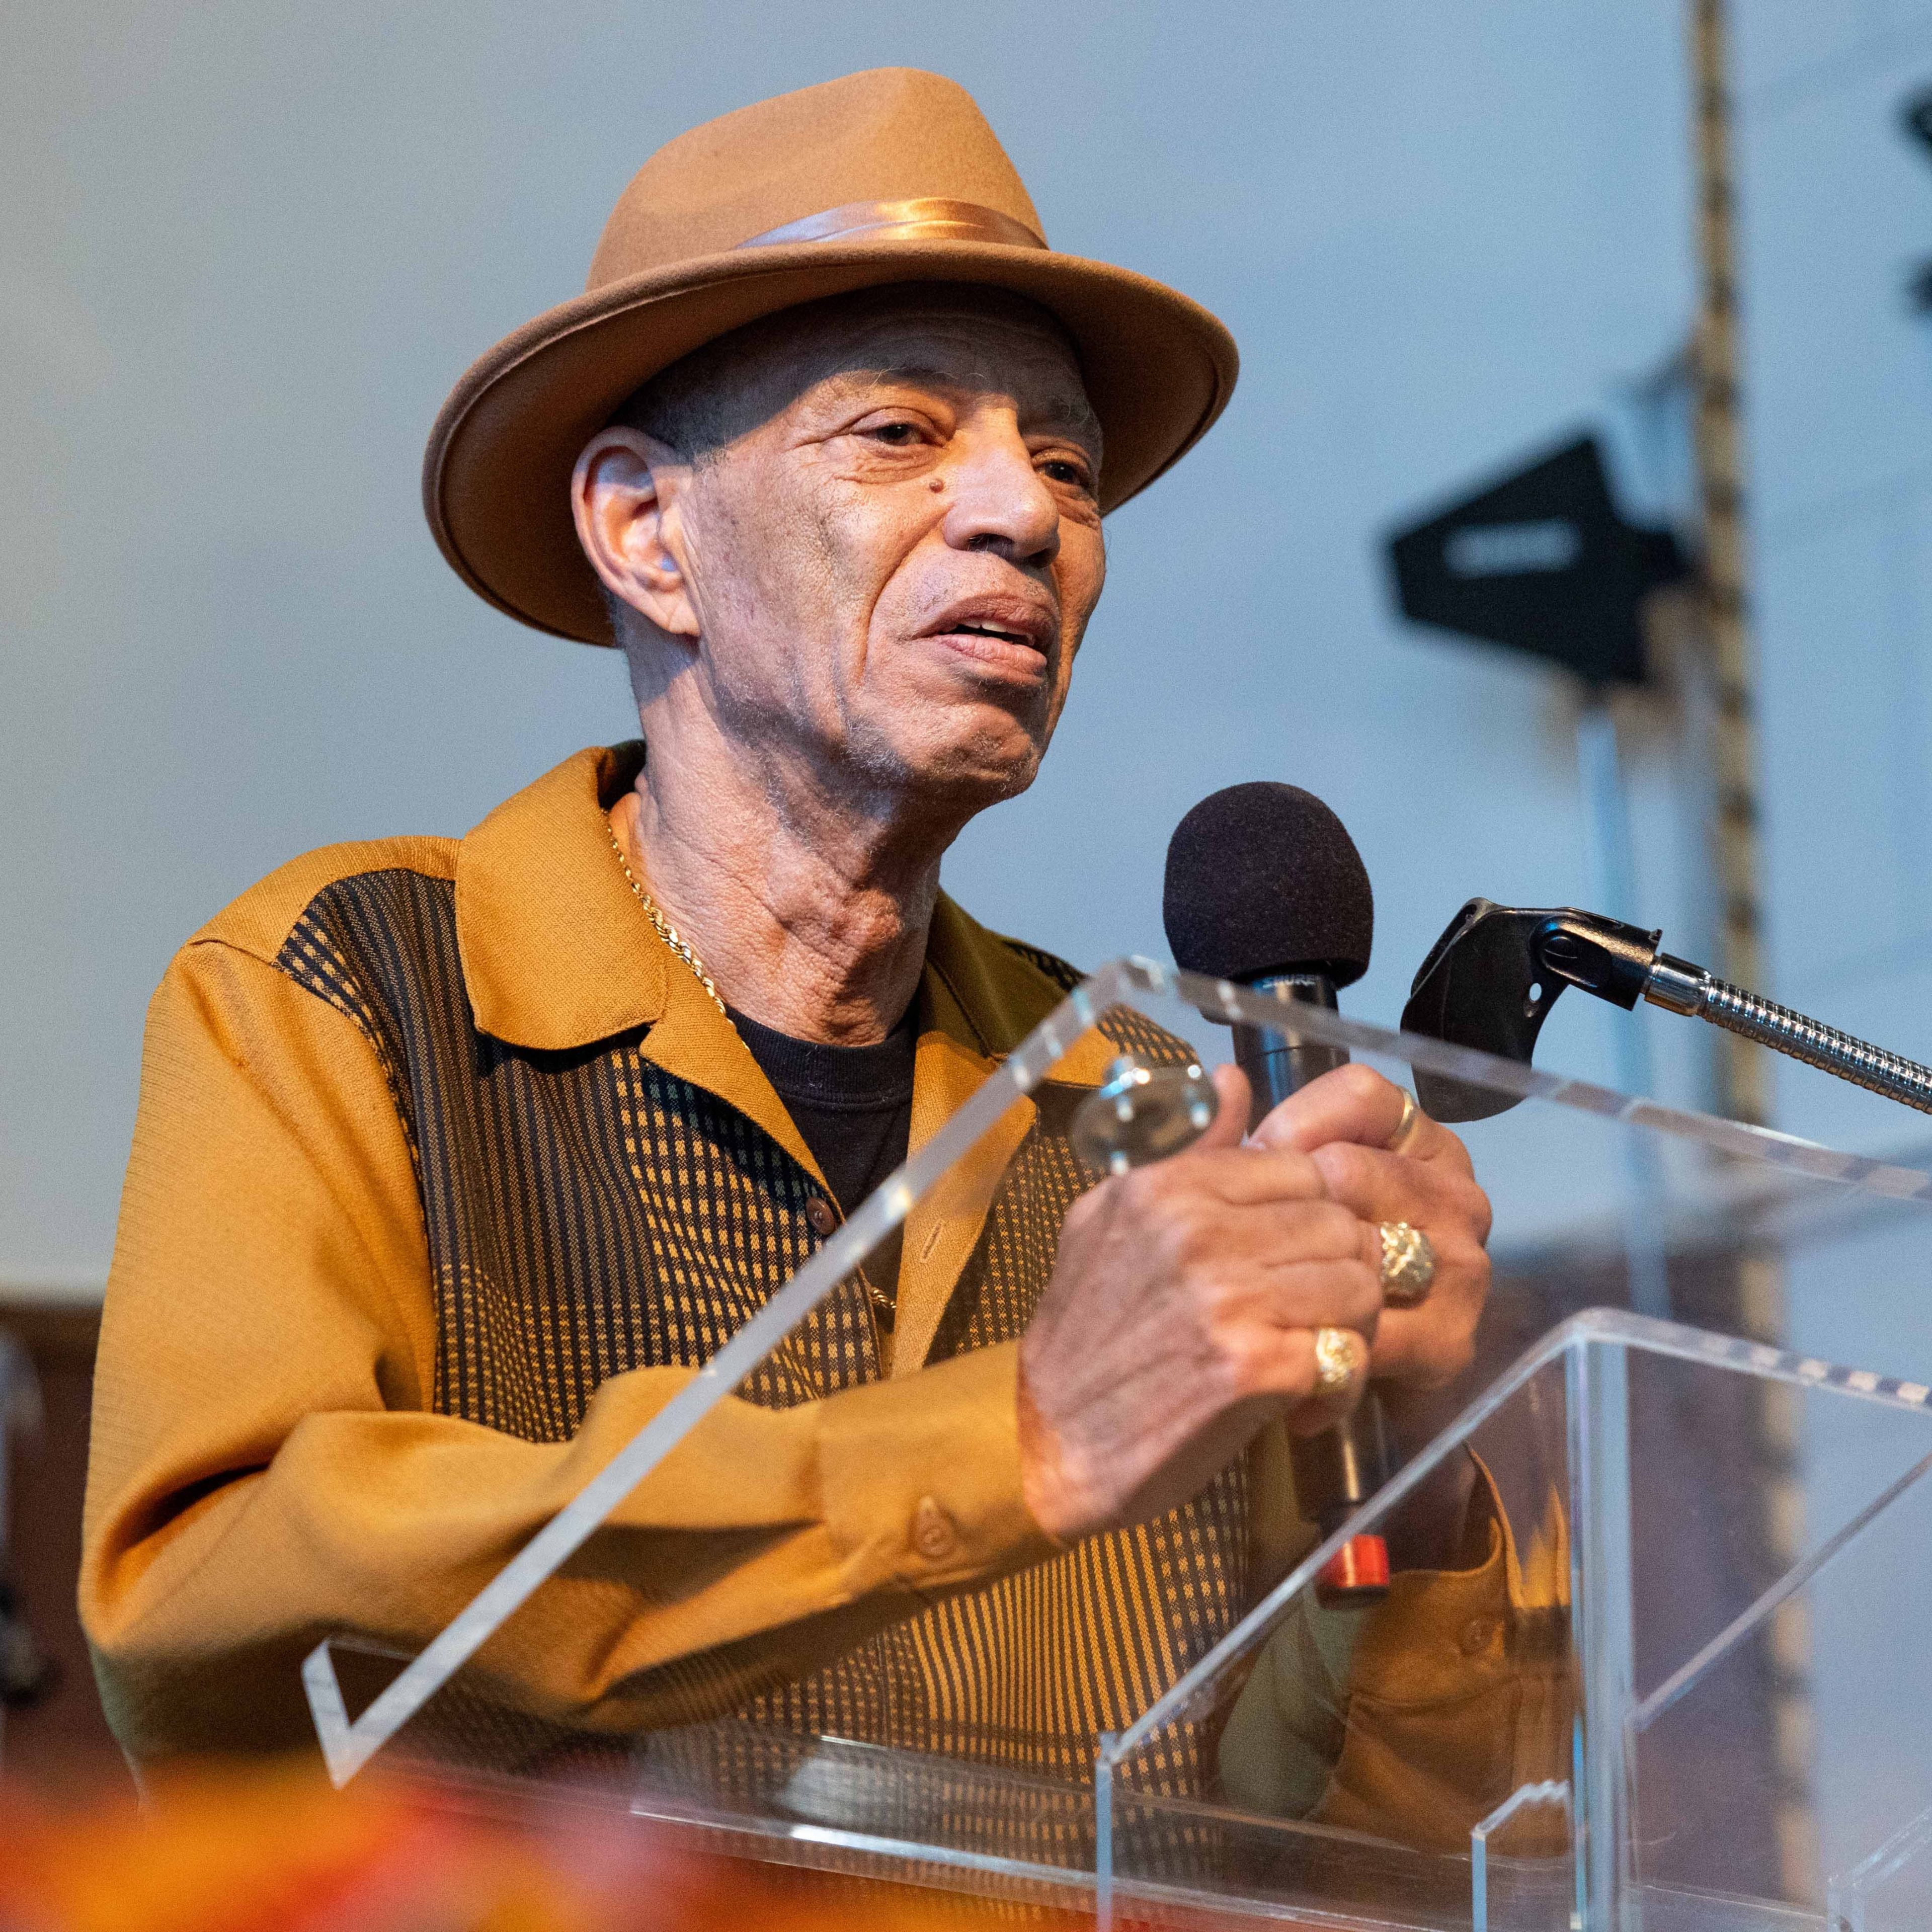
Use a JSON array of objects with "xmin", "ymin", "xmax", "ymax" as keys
[{"xmin": 587, "ymin": 68, "xmax": 1045, "ymax": 292}]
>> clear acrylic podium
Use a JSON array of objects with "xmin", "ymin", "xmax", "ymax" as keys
[{"xmin": 302, "ymin": 959, "xmax": 1932, "ymax": 1928}]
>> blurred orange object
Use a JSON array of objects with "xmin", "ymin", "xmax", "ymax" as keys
[
  {"xmin": 0, "ymin": 1762, "xmax": 1008, "ymax": 1932},
  {"xmin": 0, "ymin": 1766, "xmax": 598, "ymax": 1932}
]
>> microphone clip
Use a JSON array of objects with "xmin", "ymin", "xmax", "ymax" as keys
[
  {"xmin": 1404, "ymin": 898, "xmax": 1932, "ymax": 1124},
  {"xmin": 1401, "ymin": 900, "xmax": 1664, "ymax": 1121}
]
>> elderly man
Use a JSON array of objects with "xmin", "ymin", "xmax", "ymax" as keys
[{"xmin": 83, "ymin": 70, "xmax": 1524, "ymax": 1821}]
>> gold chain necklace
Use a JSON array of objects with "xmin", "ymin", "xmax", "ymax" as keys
[
  {"xmin": 608, "ymin": 828, "xmax": 726, "ymax": 1014},
  {"xmin": 609, "ymin": 824, "xmax": 897, "ymax": 1336}
]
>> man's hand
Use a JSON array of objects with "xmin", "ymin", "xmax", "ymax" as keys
[
  {"xmin": 1018, "ymin": 1061, "xmax": 1492, "ymax": 1547},
  {"xmin": 1248, "ymin": 1060, "xmax": 1490, "ymax": 1406},
  {"xmin": 1251, "ymin": 1063, "xmax": 1494, "ymax": 1571},
  {"xmin": 1018, "ymin": 1063, "xmax": 1383, "ymax": 1542}
]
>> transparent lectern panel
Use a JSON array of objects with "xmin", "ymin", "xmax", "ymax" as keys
[
  {"xmin": 300, "ymin": 959, "xmax": 1932, "ymax": 1919},
  {"xmin": 1095, "ymin": 1328, "xmax": 1581, "ymax": 1930},
  {"xmin": 1626, "ymin": 1352, "xmax": 1932, "ymax": 1919},
  {"xmin": 1100, "ymin": 1315, "xmax": 1932, "ymax": 1930}
]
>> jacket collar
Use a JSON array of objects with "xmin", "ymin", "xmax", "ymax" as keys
[
  {"xmin": 455, "ymin": 744, "xmax": 1116, "ymax": 1371},
  {"xmin": 456, "ymin": 743, "xmax": 668, "ymax": 1050},
  {"xmin": 454, "ymin": 742, "xmax": 1112, "ymax": 1075}
]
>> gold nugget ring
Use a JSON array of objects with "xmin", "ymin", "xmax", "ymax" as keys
[
  {"xmin": 1378, "ymin": 1221, "xmax": 1437, "ymax": 1308},
  {"xmin": 1312, "ymin": 1327, "xmax": 1366, "ymax": 1400}
]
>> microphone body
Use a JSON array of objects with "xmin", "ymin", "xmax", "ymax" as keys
[
  {"xmin": 1235, "ymin": 974, "xmax": 1348, "ymax": 1103},
  {"xmin": 1162, "ymin": 781, "xmax": 1392, "ymax": 1602},
  {"xmin": 1235, "ymin": 975, "xmax": 1392, "ymax": 1602}
]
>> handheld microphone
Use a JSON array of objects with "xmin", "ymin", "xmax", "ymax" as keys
[{"xmin": 1163, "ymin": 783, "xmax": 1392, "ymax": 1603}]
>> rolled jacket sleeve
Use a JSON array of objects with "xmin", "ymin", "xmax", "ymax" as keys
[
  {"xmin": 80, "ymin": 941, "xmax": 1057, "ymax": 1766},
  {"xmin": 1217, "ymin": 1468, "xmax": 1573, "ymax": 1850}
]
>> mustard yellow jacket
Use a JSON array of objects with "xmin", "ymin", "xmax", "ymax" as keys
[{"xmin": 83, "ymin": 746, "xmax": 1561, "ymax": 1835}]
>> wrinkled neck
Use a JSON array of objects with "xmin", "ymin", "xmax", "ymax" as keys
[{"xmin": 611, "ymin": 724, "xmax": 949, "ymax": 1046}]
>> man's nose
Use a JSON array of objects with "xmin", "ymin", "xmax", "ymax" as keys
[{"xmin": 940, "ymin": 427, "xmax": 1060, "ymax": 566}]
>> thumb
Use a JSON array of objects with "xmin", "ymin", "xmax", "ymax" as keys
[{"xmin": 1195, "ymin": 1061, "xmax": 1253, "ymax": 1151}]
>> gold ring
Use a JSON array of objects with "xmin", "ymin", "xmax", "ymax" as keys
[
  {"xmin": 1312, "ymin": 1327, "xmax": 1367, "ymax": 1400},
  {"xmin": 1386, "ymin": 1089, "xmax": 1424, "ymax": 1155},
  {"xmin": 1378, "ymin": 1221, "xmax": 1437, "ymax": 1308}
]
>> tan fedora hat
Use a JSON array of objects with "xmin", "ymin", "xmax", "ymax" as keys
[{"xmin": 423, "ymin": 67, "xmax": 1239, "ymax": 646}]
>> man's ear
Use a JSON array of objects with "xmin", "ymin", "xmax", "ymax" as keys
[{"xmin": 571, "ymin": 427, "xmax": 701, "ymax": 640}]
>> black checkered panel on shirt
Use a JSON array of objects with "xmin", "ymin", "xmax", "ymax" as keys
[{"xmin": 276, "ymin": 869, "xmax": 1244, "ymax": 1795}]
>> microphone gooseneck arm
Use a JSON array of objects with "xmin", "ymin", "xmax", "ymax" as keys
[
  {"xmin": 1403, "ymin": 897, "xmax": 1932, "ymax": 1124},
  {"xmin": 1528, "ymin": 913, "xmax": 1932, "ymax": 1117},
  {"xmin": 1641, "ymin": 956, "xmax": 1932, "ymax": 1115}
]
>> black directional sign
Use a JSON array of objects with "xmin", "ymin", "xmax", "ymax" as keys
[{"xmin": 1386, "ymin": 434, "xmax": 1690, "ymax": 688}]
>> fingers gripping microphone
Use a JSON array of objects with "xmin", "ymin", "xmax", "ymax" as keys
[{"xmin": 1163, "ymin": 784, "xmax": 1393, "ymax": 1603}]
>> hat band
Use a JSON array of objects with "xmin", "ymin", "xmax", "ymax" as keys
[{"xmin": 738, "ymin": 198, "xmax": 1046, "ymax": 252}]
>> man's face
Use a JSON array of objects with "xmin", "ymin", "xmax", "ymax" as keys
[{"xmin": 587, "ymin": 288, "xmax": 1106, "ymax": 817}]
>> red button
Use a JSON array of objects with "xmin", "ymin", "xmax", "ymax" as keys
[{"xmin": 806, "ymin": 1195, "xmax": 837, "ymax": 1237}]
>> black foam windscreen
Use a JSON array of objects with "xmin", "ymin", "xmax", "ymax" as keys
[{"xmin": 1162, "ymin": 782, "xmax": 1374, "ymax": 987}]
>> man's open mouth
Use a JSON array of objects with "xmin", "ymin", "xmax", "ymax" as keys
[{"xmin": 950, "ymin": 621, "xmax": 1040, "ymax": 650}]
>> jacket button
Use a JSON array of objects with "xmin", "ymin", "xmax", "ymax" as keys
[
  {"xmin": 1459, "ymin": 1617, "xmax": 1498, "ymax": 1657},
  {"xmin": 912, "ymin": 1496, "xmax": 958, "ymax": 1561},
  {"xmin": 806, "ymin": 1195, "xmax": 837, "ymax": 1238}
]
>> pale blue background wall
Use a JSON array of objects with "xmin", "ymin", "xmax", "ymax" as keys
[{"xmin": 7, "ymin": 1, "xmax": 1932, "ymax": 1289}]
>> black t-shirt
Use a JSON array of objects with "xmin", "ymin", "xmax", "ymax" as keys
[{"xmin": 729, "ymin": 1006, "xmax": 916, "ymax": 1314}]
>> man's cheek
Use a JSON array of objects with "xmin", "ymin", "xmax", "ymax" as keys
[{"xmin": 1058, "ymin": 552, "xmax": 1103, "ymax": 638}]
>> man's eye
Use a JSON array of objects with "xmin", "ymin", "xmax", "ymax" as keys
[
  {"xmin": 865, "ymin": 422, "xmax": 922, "ymax": 446},
  {"xmin": 1042, "ymin": 459, "xmax": 1092, "ymax": 488}
]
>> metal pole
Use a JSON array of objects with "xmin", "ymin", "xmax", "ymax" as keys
[
  {"xmin": 1577, "ymin": 698, "xmax": 1672, "ymax": 1319},
  {"xmin": 1690, "ymin": 0, "xmax": 1770, "ymax": 1132},
  {"xmin": 1688, "ymin": 1, "xmax": 1814, "ymax": 1895}
]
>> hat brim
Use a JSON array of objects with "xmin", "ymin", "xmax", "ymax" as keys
[{"xmin": 424, "ymin": 237, "xmax": 1239, "ymax": 645}]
